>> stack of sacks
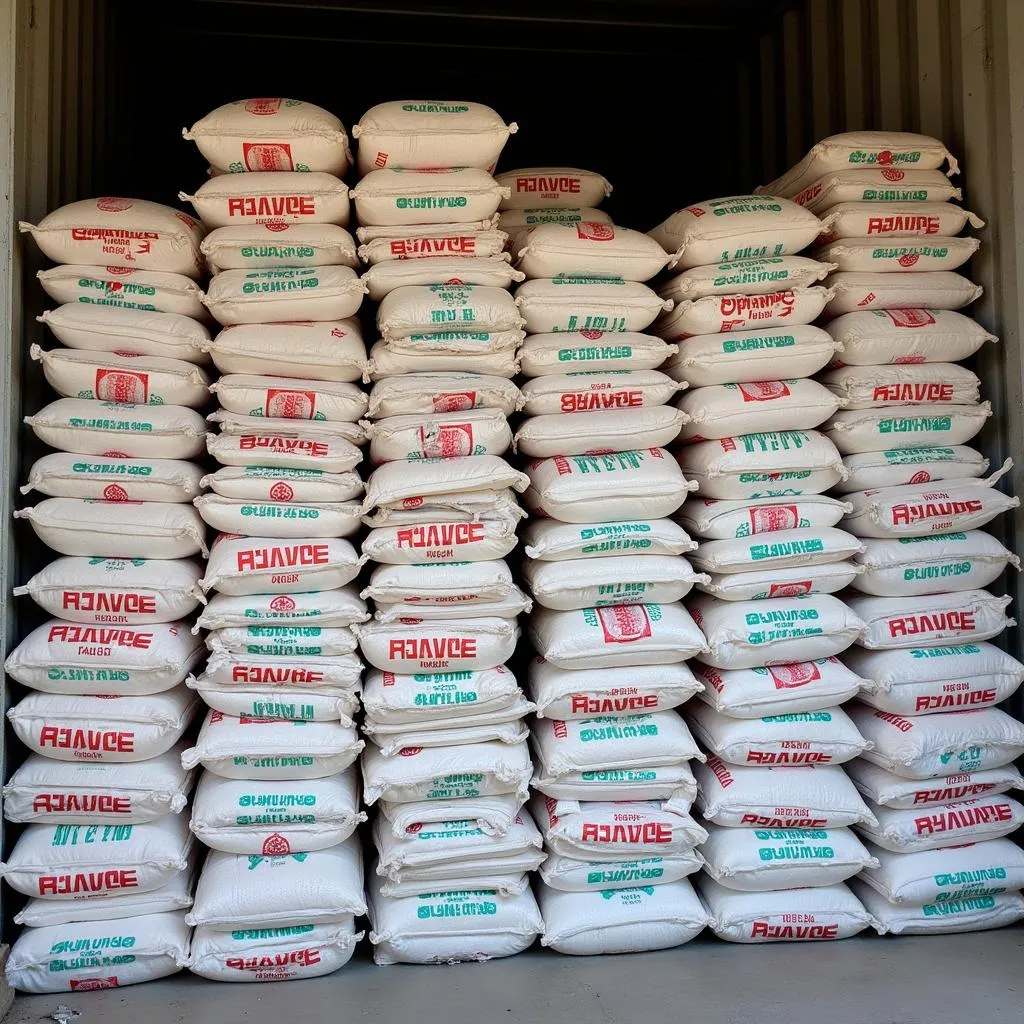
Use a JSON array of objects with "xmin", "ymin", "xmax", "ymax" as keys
[
  {"xmin": 5, "ymin": 197, "xmax": 211, "ymax": 992},
  {"xmin": 494, "ymin": 166, "xmax": 613, "ymax": 236},
  {"xmin": 348, "ymin": 99, "xmax": 542, "ymax": 968}
]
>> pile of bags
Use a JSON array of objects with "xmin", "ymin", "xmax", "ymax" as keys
[
  {"xmin": 349, "ymin": 99, "xmax": 544, "ymax": 966},
  {"xmin": 6, "ymin": 195, "xmax": 212, "ymax": 992}
]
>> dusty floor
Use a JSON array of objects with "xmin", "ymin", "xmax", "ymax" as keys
[{"xmin": 8, "ymin": 930, "xmax": 1024, "ymax": 1024}]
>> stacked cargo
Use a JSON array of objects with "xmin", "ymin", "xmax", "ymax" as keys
[
  {"xmin": 348, "ymin": 100, "xmax": 543, "ymax": 966},
  {"xmin": 176, "ymin": 99, "xmax": 369, "ymax": 984},
  {"xmin": 508, "ymin": 198, "xmax": 711, "ymax": 955},
  {"xmin": 761, "ymin": 129, "xmax": 1024, "ymax": 937},
  {"xmin": 5, "ymin": 196, "xmax": 212, "ymax": 992}
]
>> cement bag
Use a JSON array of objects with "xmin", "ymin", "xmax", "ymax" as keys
[
  {"xmin": 697, "ymin": 876, "xmax": 874, "ymax": 942},
  {"xmin": 201, "ymin": 223, "xmax": 359, "ymax": 272},
  {"xmin": 496, "ymin": 167, "xmax": 611, "ymax": 210},
  {"xmin": 376, "ymin": 791, "xmax": 526, "ymax": 841},
  {"xmin": 363, "ymin": 520, "xmax": 517, "ymax": 567},
  {"xmin": 532, "ymin": 711, "xmax": 702, "ymax": 776},
  {"xmin": 207, "ymin": 432, "xmax": 361, "ymax": 474},
  {"xmin": 539, "ymin": 851, "xmax": 703, "ymax": 893},
  {"xmin": 692, "ymin": 658, "xmax": 866, "ymax": 719},
  {"xmin": 514, "ymin": 277, "xmax": 671, "ymax": 334},
  {"xmin": 15, "ymin": 555, "xmax": 203, "ymax": 624},
  {"xmin": 359, "ymin": 225, "xmax": 509, "ymax": 264},
  {"xmin": 520, "ymin": 369, "xmax": 684, "ymax": 417},
  {"xmin": 694, "ymin": 756, "xmax": 875, "ymax": 829},
  {"xmin": 516, "ymin": 222, "xmax": 670, "ymax": 282},
  {"xmin": 20, "ymin": 197, "xmax": 205, "ymax": 277},
  {"xmin": 538, "ymin": 880, "xmax": 709, "ymax": 956},
  {"xmin": 524, "ymin": 554, "xmax": 705, "ymax": 610},
  {"xmin": 367, "ymin": 340, "xmax": 520, "ymax": 380},
  {"xmin": 698, "ymin": 562, "xmax": 861, "ymax": 602},
  {"xmin": 204, "ymin": 319, "xmax": 366, "ymax": 382},
  {"xmin": 184, "ymin": 97, "xmax": 351, "ymax": 174},
  {"xmin": 677, "ymin": 379, "xmax": 840, "ymax": 441},
  {"xmin": 524, "ymin": 449, "xmax": 693, "ymax": 523},
  {"xmin": 363, "ymin": 490, "xmax": 526, "ymax": 529},
  {"xmin": 353, "ymin": 100, "xmax": 516, "ymax": 174},
  {"xmin": 212, "ymin": 375, "xmax": 367, "ymax": 423},
  {"xmin": 656, "ymin": 288, "xmax": 832, "ymax": 341},
  {"xmin": 203, "ymin": 266, "xmax": 365, "ymax": 326},
  {"xmin": 202, "ymin": 467, "xmax": 363, "ymax": 505},
  {"xmin": 532, "ymin": 763, "xmax": 697, "ymax": 806},
  {"xmin": 701, "ymin": 824, "xmax": 876, "ymax": 891},
  {"xmin": 821, "ymin": 363, "xmax": 981, "ymax": 410},
  {"xmin": 367, "ymin": 886, "xmax": 541, "ymax": 966},
  {"xmin": 838, "ymin": 445, "xmax": 989, "ymax": 494},
  {"xmin": 849, "ymin": 703, "xmax": 1024, "ymax": 780},
  {"xmin": 6, "ymin": 911, "xmax": 190, "ymax": 993},
  {"xmin": 203, "ymin": 536, "xmax": 362, "ymax": 596},
  {"xmin": 686, "ymin": 702, "xmax": 868, "ymax": 767},
  {"xmin": 514, "ymin": 406, "xmax": 686, "ymax": 458},
  {"xmin": 825, "ymin": 404, "xmax": 991, "ymax": 456},
  {"xmin": 790, "ymin": 168, "xmax": 962, "ymax": 214},
  {"xmin": 188, "ymin": 921, "xmax": 359, "ymax": 983},
  {"xmin": 362, "ymin": 665, "xmax": 522, "ymax": 726},
  {"xmin": 26, "ymin": 399, "xmax": 207, "ymax": 460},
  {"xmin": 357, "ymin": 215, "xmax": 499, "ymax": 241},
  {"xmin": 198, "ymin": 648, "xmax": 361, "ymax": 695},
  {"xmin": 367, "ymin": 408, "xmax": 511, "ymax": 463},
  {"xmin": 842, "ymin": 477, "xmax": 1018, "ymax": 539},
  {"xmin": 180, "ymin": 172, "xmax": 350, "ymax": 228},
  {"xmin": 187, "ymin": 838, "xmax": 365, "ymax": 928},
  {"xmin": 39, "ymin": 305, "xmax": 210, "ymax": 364},
  {"xmin": 819, "ymin": 200, "xmax": 983, "ymax": 240},
  {"xmin": 530, "ymin": 795, "xmax": 707, "ymax": 861},
  {"xmin": 377, "ymin": 327, "xmax": 522, "ymax": 358},
  {"xmin": 856, "ymin": 794, "xmax": 1024, "ymax": 854},
  {"xmin": 354, "ymin": 617, "xmax": 518, "ymax": 674},
  {"xmin": 824, "ymin": 271, "xmax": 982, "ymax": 316},
  {"xmin": 0, "ymin": 813, "xmax": 193, "ymax": 899},
  {"xmin": 529, "ymin": 603, "xmax": 708, "ymax": 670},
  {"xmin": 761, "ymin": 131, "xmax": 958, "ymax": 199},
  {"xmin": 206, "ymin": 625, "xmax": 358, "ymax": 660},
  {"xmin": 844, "ymin": 759, "xmax": 1024, "ymax": 810},
  {"xmin": 4, "ymin": 619, "xmax": 203, "ymax": 696},
  {"xmin": 677, "ymin": 431, "xmax": 846, "ymax": 500},
  {"xmin": 851, "ymin": 530, "xmax": 1019, "ymax": 597},
  {"xmin": 361, "ymin": 559, "xmax": 513, "ymax": 604},
  {"xmin": 8, "ymin": 688, "xmax": 198, "ymax": 763},
  {"xmin": 859, "ymin": 838, "xmax": 1024, "ymax": 905},
  {"xmin": 825, "ymin": 309, "xmax": 996, "ymax": 367},
  {"xmin": 377, "ymin": 284, "xmax": 523, "ymax": 340},
  {"xmin": 844, "ymin": 642, "xmax": 1024, "ymax": 717},
  {"xmin": 3, "ymin": 747, "xmax": 192, "ymax": 825},
  {"xmin": 659, "ymin": 256, "xmax": 834, "ymax": 302},
  {"xmin": 816, "ymin": 235, "xmax": 979, "ymax": 274},
  {"xmin": 692, "ymin": 527, "xmax": 863, "ymax": 575},
  {"xmin": 367, "ymin": 372, "xmax": 521, "ymax": 419},
  {"xmin": 31, "ymin": 346, "xmax": 211, "ymax": 409},
  {"xmin": 361, "ymin": 740, "xmax": 533, "ymax": 806},
  {"xmin": 662, "ymin": 325, "xmax": 838, "ymax": 388},
  {"xmin": 690, "ymin": 593, "xmax": 865, "ymax": 670},
  {"xmin": 520, "ymin": 331, "xmax": 677, "ymax": 377},
  {"xmin": 523, "ymin": 518, "xmax": 695, "ymax": 561},
  {"xmin": 853, "ymin": 877, "xmax": 1024, "ymax": 935},
  {"xmin": 37, "ymin": 265, "xmax": 206, "ymax": 318},
  {"xmin": 363, "ymin": 258, "xmax": 522, "ymax": 302},
  {"xmin": 528, "ymin": 658, "xmax": 701, "ymax": 722},
  {"xmin": 190, "ymin": 770, "xmax": 364, "ymax": 855},
  {"xmin": 209, "ymin": 409, "xmax": 366, "ymax": 445},
  {"xmin": 372, "ymin": 588, "xmax": 529, "ymax": 623},
  {"xmin": 649, "ymin": 196, "xmax": 823, "ymax": 269},
  {"xmin": 182, "ymin": 711, "xmax": 363, "ymax": 781},
  {"xmin": 195, "ymin": 589, "xmax": 368, "ymax": 632},
  {"xmin": 499, "ymin": 207, "xmax": 612, "ymax": 231},
  {"xmin": 194, "ymin": 495, "xmax": 361, "ymax": 540},
  {"xmin": 848, "ymin": 591, "xmax": 1015, "ymax": 651},
  {"xmin": 363, "ymin": 455, "xmax": 528, "ymax": 510},
  {"xmin": 351, "ymin": 167, "xmax": 507, "ymax": 226},
  {"xmin": 678, "ymin": 495, "xmax": 852, "ymax": 540},
  {"xmin": 17, "ymin": 495, "xmax": 207, "ymax": 559}
]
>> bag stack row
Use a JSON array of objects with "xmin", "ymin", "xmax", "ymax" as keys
[
  {"xmin": 765, "ymin": 130, "xmax": 1024, "ymax": 936},
  {"xmin": 6, "ymin": 195, "xmax": 214, "ymax": 992}
]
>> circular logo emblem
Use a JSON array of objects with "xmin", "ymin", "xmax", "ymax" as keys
[
  {"xmin": 96, "ymin": 197, "xmax": 132, "ymax": 212},
  {"xmin": 270, "ymin": 596, "xmax": 297, "ymax": 613},
  {"xmin": 577, "ymin": 222, "xmax": 614, "ymax": 241},
  {"xmin": 269, "ymin": 482, "xmax": 294, "ymax": 501},
  {"xmin": 261, "ymin": 833, "xmax": 292, "ymax": 855},
  {"xmin": 910, "ymin": 471, "xmax": 932, "ymax": 484},
  {"xmin": 264, "ymin": 219, "xmax": 289, "ymax": 232},
  {"xmin": 580, "ymin": 329, "xmax": 605, "ymax": 340},
  {"xmin": 898, "ymin": 254, "xmax": 920, "ymax": 267},
  {"xmin": 102, "ymin": 450, "xmax": 130, "ymax": 459},
  {"xmin": 103, "ymin": 484, "xmax": 129, "ymax": 501},
  {"xmin": 399, "ymin": 746, "xmax": 423, "ymax": 757},
  {"xmin": 406, "ymin": 823, "xmax": 423, "ymax": 834},
  {"xmin": 877, "ymin": 150, "xmax": 893, "ymax": 165},
  {"xmin": 402, "ymin": 496, "xmax": 424, "ymax": 509},
  {"xmin": 246, "ymin": 98, "xmax": 283, "ymax": 115},
  {"xmin": 105, "ymin": 265, "xmax": 134, "ymax": 275},
  {"xmin": 444, "ymin": 278, "xmax": 465, "ymax": 286},
  {"xmin": 881, "ymin": 168, "xmax": 906, "ymax": 182}
]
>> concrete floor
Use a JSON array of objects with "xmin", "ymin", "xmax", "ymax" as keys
[{"xmin": 8, "ymin": 930, "xmax": 1024, "ymax": 1024}]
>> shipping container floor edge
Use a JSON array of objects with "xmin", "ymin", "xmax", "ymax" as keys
[{"xmin": 7, "ymin": 929, "xmax": 1024, "ymax": 1024}]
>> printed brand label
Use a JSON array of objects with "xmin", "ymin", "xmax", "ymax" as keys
[
  {"xmin": 768, "ymin": 662, "xmax": 821, "ymax": 689},
  {"xmin": 597, "ymin": 605, "xmax": 652, "ymax": 643},
  {"xmin": 95, "ymin": 369, "xmax": 149, "ymax": 404}
]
